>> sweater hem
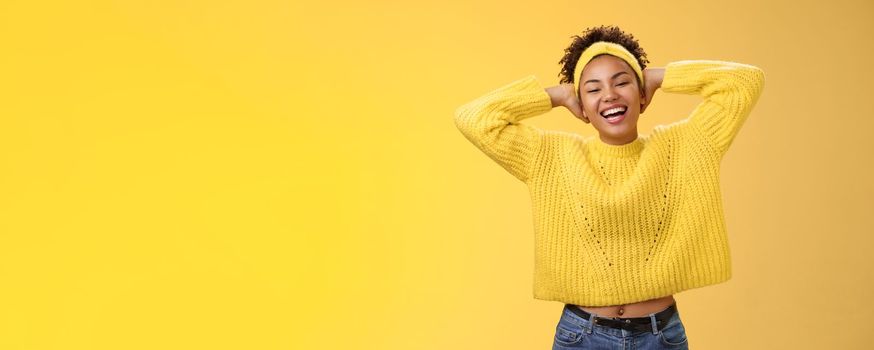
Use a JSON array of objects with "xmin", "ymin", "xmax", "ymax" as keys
[{"xmin": 532, "ymin": 272, "xmax": 732, "ymax": 307}]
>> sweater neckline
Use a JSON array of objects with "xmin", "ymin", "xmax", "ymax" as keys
[{"xmin": 588, "ymin": 135, "xmax": 644, "ymax": 157}]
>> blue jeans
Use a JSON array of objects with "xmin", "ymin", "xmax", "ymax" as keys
[{"xmin": 552, "ymin": 303, "xmax": 689, "ymax": 349}]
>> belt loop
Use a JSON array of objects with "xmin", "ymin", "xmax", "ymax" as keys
[
  {"xmin": 587, "ymin": 312, "xmax": 596, "ymax": 334},
  {"xmin": 649, "ymin": 313, "xmax": 658, "ymax": 334}
]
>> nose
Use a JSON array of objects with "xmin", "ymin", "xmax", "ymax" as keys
[{"xmin": 602, "ymin": 86, "xmax": 618, "ymax": 102}]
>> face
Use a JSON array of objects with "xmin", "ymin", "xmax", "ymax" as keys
[{"xmin": 578, "ymin": 54, "xmax": 646, "ymax": 145}]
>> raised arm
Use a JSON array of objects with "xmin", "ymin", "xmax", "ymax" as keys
[
  {"xmin": 660, "ymin": 60, "xmax": 765, "ymax": 157},
  {"xmin": 453, "ymin": 75, "xmax": 554, "ymax": 182}
]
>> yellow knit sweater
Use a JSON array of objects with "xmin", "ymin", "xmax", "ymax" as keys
[{"xmin": 454, "ymin": 60, "xmax": 765, "ymax": 306}]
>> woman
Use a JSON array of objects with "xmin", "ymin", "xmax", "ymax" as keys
[{"xmin": 454, "ymin": 25, "xmax": 764, "ymax": 349}]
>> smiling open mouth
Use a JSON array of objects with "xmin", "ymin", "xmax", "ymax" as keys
[{"xmin": 600, "ymin": 106, "xmax": 627, "ymax": 124}]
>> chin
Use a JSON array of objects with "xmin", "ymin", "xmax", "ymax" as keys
[
  {"xmin": 596, "ymin": 122, "xmax": 638, "ymax": 141},
  {"xmin": 597, "ymin": 117, "xmax": 638, "ymax": 131}
]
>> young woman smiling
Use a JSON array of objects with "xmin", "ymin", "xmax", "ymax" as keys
[{"xmin": 454, "ymin": 25, "xmax": 764, "ymax": 349}]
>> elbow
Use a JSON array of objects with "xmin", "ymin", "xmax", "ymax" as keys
[
  {"xmin": 749, "ymin": 65, "xmax": 765, "ymax": 94},
  {"xmin": 739, "ymin": 65, "xmax": 765, "ymax": 113},
  {"xmin": 742, "ymin": 64, "xmax": 765, "ymax": 98},
  {"xmin": 454, "ymin": 103, "xmax": 482, "ymax": 140},
  {"xmin": 454, "ymin": 104, "xmax": 471, "ymax": 133},
  {"xmin": 729, "ymin": 63, "xmax": 764, "ymax": 103}
]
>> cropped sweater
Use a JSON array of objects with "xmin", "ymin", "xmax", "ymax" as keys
[{"xmin": 454, "ymin": 60, "xmax": 765, "ymax": 306}]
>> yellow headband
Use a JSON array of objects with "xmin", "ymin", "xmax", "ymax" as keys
[{"xmin": 573, "ymin": 41, "xmax": 645, "ymax": 98}]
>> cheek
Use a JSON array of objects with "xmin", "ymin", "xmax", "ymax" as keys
[{"xmin": 582, "ymin": 97, "xmax": 598, "ymax": 112}]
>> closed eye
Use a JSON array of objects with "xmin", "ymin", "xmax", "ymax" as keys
[{"xmin": 589, "ymin": 82, "xmax": 629, "ymax": 93}]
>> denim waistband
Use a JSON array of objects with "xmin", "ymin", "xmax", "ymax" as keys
[{"xmin": 560, "ymin": 302, "xmax": 679, "ymax": 336}]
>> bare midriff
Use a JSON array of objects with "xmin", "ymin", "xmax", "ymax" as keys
[{"xmin": 574, "ymin": 295, "xmax": 676, "ymax": 318}]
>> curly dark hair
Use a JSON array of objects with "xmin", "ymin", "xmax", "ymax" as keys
[{"xmin": 558, "ymin": 25, "xmax": 649, "ymax": 85}]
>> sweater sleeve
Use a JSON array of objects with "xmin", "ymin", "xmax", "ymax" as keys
[
  {"xmin": 661, "ymin": 60, "xmax": 765, "ymax": 157},
  {"xmin": 453, "ymin": 75, "xmax": 554, "ymax": 183}
]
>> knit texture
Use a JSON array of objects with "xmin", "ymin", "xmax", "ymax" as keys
[{"xmin": 454, "ymin": 60, "xmax": 764, "ymax": 306}]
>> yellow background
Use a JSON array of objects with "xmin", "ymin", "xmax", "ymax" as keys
[{"xmin": 1, "ymin": 0, "xmax": 872, "ymax": 349}]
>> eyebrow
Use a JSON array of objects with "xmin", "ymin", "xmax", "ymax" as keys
[{"xmin": 584, "ymin": 71, "xmax": 630, "ymax": 84}]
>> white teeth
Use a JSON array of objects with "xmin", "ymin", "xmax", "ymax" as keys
[{"xmin": 601, "ymin": 106, "xmax": 627, "ymax": 117}]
